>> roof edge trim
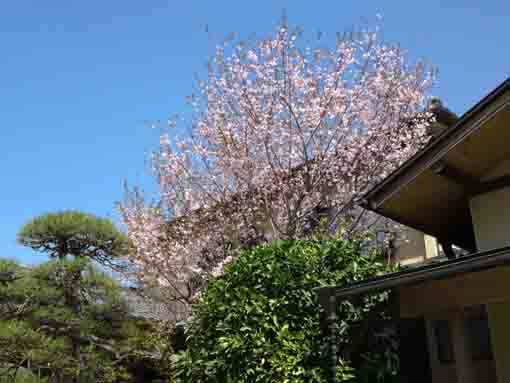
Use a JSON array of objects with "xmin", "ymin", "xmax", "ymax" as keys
[
  {"xmin": 363, "ymin": 79, "xmax": 510, "ymax": 210},
  {"xmin": 317, "ymin": 246, "xmax": 510, "ymax": 299}
]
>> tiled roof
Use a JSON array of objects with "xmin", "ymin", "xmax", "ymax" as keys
[{"xmin": 120, "ymin": 287, "xmax": 189, "ymax": 322}]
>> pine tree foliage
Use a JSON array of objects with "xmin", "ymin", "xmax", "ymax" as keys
[
  {"xmin": 1, "ymin": 211, "xmax": 171, "ymax": 383},
  {"xmin": 0, "ymin": 258, "xmax": 171, "ymax": 383},
  {"xmin": 17, "ymin": 210, "xmax": 129, "ymax": 269}
]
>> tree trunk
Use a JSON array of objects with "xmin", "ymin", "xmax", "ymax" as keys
[{"xmin": 60, "ymin": 258, "xmax": 83, "ymax": 383}]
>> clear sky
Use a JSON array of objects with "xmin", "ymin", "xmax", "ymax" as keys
[{"xmin": 1, "ymin": 0, "xmax": 509, "ymax": 265}]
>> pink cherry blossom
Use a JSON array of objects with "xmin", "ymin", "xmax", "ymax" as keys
[{"xmin": 119, "ymin": 20, "xmax": 435, "ymax": 313}]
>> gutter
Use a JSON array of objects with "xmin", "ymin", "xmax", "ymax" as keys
[{"xmin": 317, "ymin": 246, "xmax": 510, "ymax": 299}]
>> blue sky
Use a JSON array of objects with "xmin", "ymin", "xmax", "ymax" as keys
[{"xmin": 1, "ymin": 1, "xmax": 509, "ymax": 264}]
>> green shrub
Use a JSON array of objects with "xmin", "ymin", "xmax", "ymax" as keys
[
  {"xmin": 174, "ymin": 239, "xmax": 397, "ymax": 383},
  {"xmin": 0, "ymin": 367, "xmax": 47, "ymax": 383}
]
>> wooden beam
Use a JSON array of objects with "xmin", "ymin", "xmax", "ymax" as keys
[
  {"xmin": 316, "ymin": 247, "xmax": 510, "ymax": 299},
  {"xmin": 433, "ymin": 164, "xmax": 510, "ymax": 197},
  {"xmin": 431, "ymin": 160, "xmax": 481, "ymax": 193},
  {"xmin": 364, "ymin": 87, "xmax": 510, "ymax": 209},
  {"xmin": 450, "ymin": 310, "xmax": 475, "ymax": 383},
  {"xmin": 317, "ymin": 289, "xmax": 338, "ymax": 383},
  {"xmin": 471, "ymin": 175, "xmax": 510, "ymax": 196}
]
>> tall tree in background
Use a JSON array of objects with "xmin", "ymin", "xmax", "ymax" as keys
[
  {"xmin": 9, "ymin": 211, "xmax": 155, "ymax": 382},
  {"xmin": 17, "ymin": 210, "xmax": 128, "ymax": 268},
  {"xmin": 0, "ymin": 258, "xmax": 170, "ymax": 383},
  {"xmin": 119, "ymin": 19, "xmax": 435, "ymax": 308}
]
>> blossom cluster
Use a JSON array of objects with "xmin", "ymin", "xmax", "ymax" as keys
[{"xmin": 119, "ymin": 22, "xmax": 434, "ymax": 307}]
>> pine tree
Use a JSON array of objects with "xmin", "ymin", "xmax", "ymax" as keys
[
  {"xmin": 0, "ymin": 211, "xmax": 171, "ymax": 382},
  {"xmin": 0, "ymin": 257, "xmax": 170, "ymax": 383}
]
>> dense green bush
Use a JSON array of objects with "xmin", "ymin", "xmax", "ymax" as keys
[
  {"xmin": 174, "ymin": 239, "xmax": 397, "ymax": 383},
  {"xmin": 0, "ymin": 367, "xmax": 45, "ymax": 383}
]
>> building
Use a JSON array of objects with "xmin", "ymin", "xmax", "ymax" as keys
[
  {"xmin": 319, "ymin": 79, "xmax": 510, "ymax": 383},
  {"xmin": 121, "ymin": 286, "xmax": 188, "ymax": 322}
]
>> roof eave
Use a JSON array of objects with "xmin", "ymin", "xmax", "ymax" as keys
[
  {"xmin": 317, "ymin": 246, "xmax": 510, "ymax": 299},
  {"xmin": 363, "ymin": 79, "xmax": 510, "ymax": 211}
]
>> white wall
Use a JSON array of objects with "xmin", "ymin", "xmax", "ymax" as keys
[
  {"xmin": 394, "ymin": 227, "xmax": 439, "ymax": 266},
  {"xmin": 470, "ymin": 187, "xmax": 510, "ymax": 251}
]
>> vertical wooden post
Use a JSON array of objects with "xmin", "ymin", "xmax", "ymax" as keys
[
  {"xmin": 488, "ymin": 301, "xmax": 510, "ymax": 383},
  {"xmin": 450, "ymin": 310, "xmax": 474, "ymax": 383},
  {"xmin": 318, "ymin": 288, "xmax": 337, "ymax": 383},
  {"xmin": 327, "ymin": 293, "xmax": 337, "ymax": 383}
]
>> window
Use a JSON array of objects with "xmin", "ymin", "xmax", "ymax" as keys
[
  {"xmin": 465, "ymin": 305, "xmax": 493, "ymax": 361},
  {"xmin": 433, "ymin": 319, "xmax": 455, "ymax": 364}
]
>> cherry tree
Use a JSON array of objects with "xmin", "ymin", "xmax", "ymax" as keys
[{"xmin": 119, "ymin": 20, "xmax": 435, "ymax": 311}]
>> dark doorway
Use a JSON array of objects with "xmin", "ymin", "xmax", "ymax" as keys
[{"xmin": 399, "ymin": 317, "xmax": 432, "ymax": 383}]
